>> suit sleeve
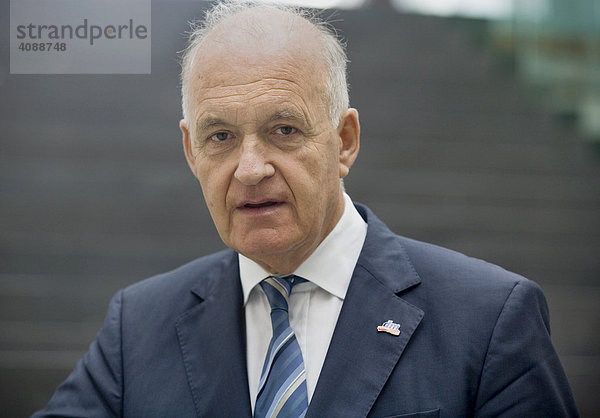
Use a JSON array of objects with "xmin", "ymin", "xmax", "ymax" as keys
[
  {"xmin": 32, "ymin": 290, "xmax": 125, "ymax": 418},
  {"xmin": 474, "ymin": 279, "xmax": 579, "ymax": 417}
]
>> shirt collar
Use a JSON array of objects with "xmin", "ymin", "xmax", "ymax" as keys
[{"xmin": 239, "ymin": 193, "xmax": 368, "ymax": 304}]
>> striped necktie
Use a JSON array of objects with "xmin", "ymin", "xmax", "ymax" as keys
[{"xmin": 255, "ymin": 275, "xmax": 309, "ymax": 418}]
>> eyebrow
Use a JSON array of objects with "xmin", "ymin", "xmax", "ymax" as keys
[
  {"xmin": 195, "ymin": 108, "xmax": 309, "ymax": 133},
  {"xmin": 268, "ymin": 109, "xmax": 307, "ymax": 124},
  {"xmin": 196, "ymin": 117, "xmax": 229, "ymax": 132}
]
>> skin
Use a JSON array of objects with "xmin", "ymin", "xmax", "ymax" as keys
[{"xmin": 180, "ymin": 9, "xmax": 360, "ymax": 274}]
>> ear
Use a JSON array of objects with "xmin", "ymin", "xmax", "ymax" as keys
[
  {"xmin": 337, "ymin": 108, "xmax": 360, "ymax": 178},
  {"xmin": 180, "ymin": 119, "xmax": 199, "ymax": 178}
]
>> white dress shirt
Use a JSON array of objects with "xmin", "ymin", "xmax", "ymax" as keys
[{"xmin": 240, "ymin": 193, "xmax": 367, "ymax": 410}]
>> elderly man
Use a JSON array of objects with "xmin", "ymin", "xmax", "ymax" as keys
[{"xmin": 35, "ymin": 1, "xmax": 578, "ymax": 417}]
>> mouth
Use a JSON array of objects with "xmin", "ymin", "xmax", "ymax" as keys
[
  {"xmin": 237, "ymin": 199, "xmax": 284, "ymax": 213},
  {"xmin": 243, "ymin": 201, "xmax": 279, "ymax": 209}
]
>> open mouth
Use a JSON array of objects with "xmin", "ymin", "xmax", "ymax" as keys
[{"xmin": 243, "ymin": 201, "xmax": 279, "ymax": 209}]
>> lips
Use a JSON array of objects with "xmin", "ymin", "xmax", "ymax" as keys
[
  {"xmin": 243, "ymin": 201, "xmax": 278, "ymax": 209},
  {"xmin": 237, "ymin": 199, "xmax": 284, "ymax": 212}
]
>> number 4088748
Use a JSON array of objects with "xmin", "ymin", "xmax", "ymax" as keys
[{"xmin": 18, "ymin": 42, "xmax": 67, "ymax": 52}]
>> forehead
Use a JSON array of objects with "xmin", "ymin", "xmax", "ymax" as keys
[
  {"xmin": 193, "ymin": 50, "xmax": 318, "ymax": 95},
  {"xmin": 195, "ymin": 80, "xmax": 320, "ymax": 132},
  {"xmin": 187, "ymin": 9, "xmax": 328, "ymax": 118}
]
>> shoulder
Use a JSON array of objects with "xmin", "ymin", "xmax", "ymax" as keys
[
  {"xmin": 400, "ymin": 234, "xmax": 540, "ymax": 297},
  {"xmin": 356, "ymin": 202, "xmax": 544, "ymax": 319},
  {"xmin": 357, "ymin": 201, "xmax": 537, "ymax": 296},
  {"xmin": 401, "ymin": 235, "xmax": 531, "ymax": 290},
  {"xmin": 396, "ymin": 235, "xmax": 548, "ymax": 337},
  {"xmin": 117, "ymin": 248, "xmax": 237, "ymax": 316}
]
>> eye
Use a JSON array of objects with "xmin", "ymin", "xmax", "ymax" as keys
[
  {"xmin": 274, "ymin": 126, "xmax": 297, "ymax": 136},
  {"xmin": 209, "ymin": 131, "xmax": 232, "ymax": 142}
]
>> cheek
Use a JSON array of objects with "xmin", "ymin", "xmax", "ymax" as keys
[
  {"xmin": 197, "ymin": 164, "xmax": 228, "ymax": 209},
  {"xmin": 294, "ymin": 152, "xmax": 339, "ymax": 207},
  {"xmin": 199, "ymin": 176, "xmax": 232, "ymax": 240},
  {"xmin": 312, "ymin": 146, "xmax": 341, "ymax": 187}
]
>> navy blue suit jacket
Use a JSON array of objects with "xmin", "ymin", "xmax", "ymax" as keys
[{"xmin": 34, "ymin": 204, "xmax": 578, "ymax": 417}]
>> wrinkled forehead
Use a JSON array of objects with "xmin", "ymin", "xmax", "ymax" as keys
[{"xmin": 189, "ymin": 8, "xmax": 327, "ymax": 92}]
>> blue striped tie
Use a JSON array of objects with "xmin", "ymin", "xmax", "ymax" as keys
[{"xmin": 255, "ymin": 275, "xmax": 309, "ymax": 418}]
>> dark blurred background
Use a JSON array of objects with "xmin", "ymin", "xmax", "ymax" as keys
[{"xmin": 1, "ymin": 0, "xmax": 599, "ymax": 416}]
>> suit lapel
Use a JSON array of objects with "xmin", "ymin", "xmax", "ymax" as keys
[
  {"xmin": 307, "ymin": 204, "xmax": 424, "ymax": 417},
  {"xmin": 175, "ymin": 252, "xmax": 252, "ymax": 417}
]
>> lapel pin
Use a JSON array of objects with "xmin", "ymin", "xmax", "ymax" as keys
[{"xmin": 377, "ymin": 320, "xmax": 401, "ymax": 336}]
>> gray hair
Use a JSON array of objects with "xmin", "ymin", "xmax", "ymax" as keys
[{"xmin": 179, "ymin": 0, "xmax": 349, "ymax": 128}]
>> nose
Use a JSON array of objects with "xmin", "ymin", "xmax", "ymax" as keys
[{"xmin": 234, "ymin": 136, "xmax": 275, "ymax": 186}]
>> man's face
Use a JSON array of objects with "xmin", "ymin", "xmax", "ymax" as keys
[{"xmin": 181, "ymin": 29, "xmax": 359, "ymax": 274}]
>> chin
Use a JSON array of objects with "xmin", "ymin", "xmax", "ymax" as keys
[{"xmin": 232, "ymin": 230, "xmax": 304, "ymax": 260}]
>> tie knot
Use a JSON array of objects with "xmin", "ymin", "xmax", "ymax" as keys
[{"xmin": 260, "ymin": 275, "xmax": 306, "ymax": 312}]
